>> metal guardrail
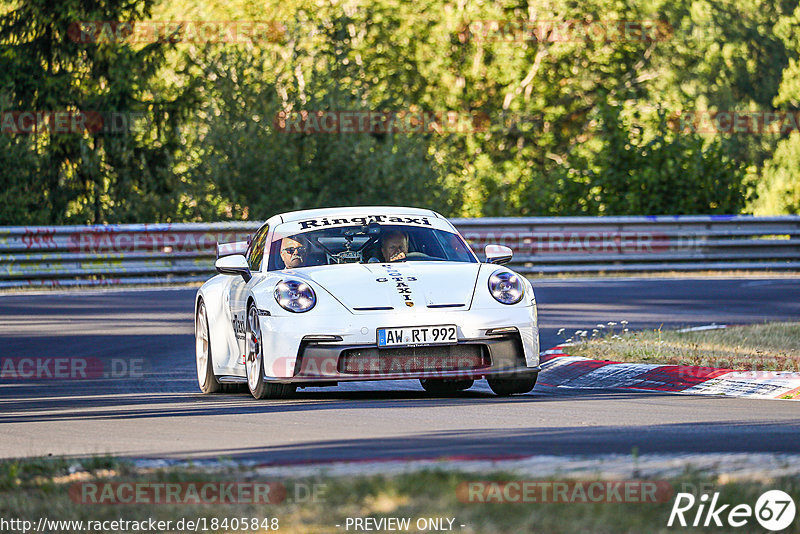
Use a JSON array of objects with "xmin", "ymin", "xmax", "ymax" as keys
[
  {"xmin": 454, "ymin": 215, "xmax": 800, "ymax": 274},
  {"xmin": 0, "ymin": 223, "xmax": 255, "ymax": 289},
  {"xmin": 1, "ymin": 216, "xmax": 799, "ymax": 288}
]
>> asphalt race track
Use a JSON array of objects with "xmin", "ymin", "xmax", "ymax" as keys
[{"xmin": 1, "ymin": 277, "xmax": 800, "ymax": 464}]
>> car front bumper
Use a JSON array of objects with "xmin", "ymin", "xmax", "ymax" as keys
[
  {"xmin": 258, "ymin": 306, "xmax": 539, "ymax": 382},
  {"xmin": 288, "ymin": 335, "xmax": 539, "ymax": 383}
]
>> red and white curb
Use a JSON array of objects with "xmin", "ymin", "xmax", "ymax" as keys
[{"xmin": 540, "ymin": 346, "xmax": 800, "ymax": 400}]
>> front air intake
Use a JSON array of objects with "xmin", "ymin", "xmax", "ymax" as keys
[{"xmin": 338, "ymin": 344, "xmax": 490, "ymax": 375}]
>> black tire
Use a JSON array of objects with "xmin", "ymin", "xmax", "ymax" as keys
[
  {"xmin": 245, "ymin": 303, "xmax": 296, "ymax": 399},
  {"xmin": 196, "ymin": 299, "xmax": 245, "ymax": 394},
  {"xmin": 419, "ymin": 378, "xmax": 474, "ymax": 395},
  {"xmin": 487, "ymin": 373, "xmax": 538, "ymax": 396},
  {"xmin": 196, "ymin": 299, "xmax": 223, "ymax": 393}
]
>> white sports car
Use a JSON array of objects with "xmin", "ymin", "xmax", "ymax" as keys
[{"xmin": 194, "ymin": 206, "xmax": 540, "ymax": 398}]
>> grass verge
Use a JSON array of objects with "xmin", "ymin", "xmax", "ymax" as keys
[
  {"xmin": 561, "ymin": 322, "xmax": 800, "ymax": 373},
  {"xmin": 1, "ymin": 456, "xmax": 799, "ymax": 533}
]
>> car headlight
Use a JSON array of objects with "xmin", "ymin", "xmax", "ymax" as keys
[
  {"xmin": 274, "ymin": 279, "xmax": 316, "ymax": 313},
  {"xmin": 488, "ymin": 270, "xmax": 524, "ymax": 305}
]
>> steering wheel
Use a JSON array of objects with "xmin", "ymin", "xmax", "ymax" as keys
[{"xmin": 404, "ymin": 252, "xmax": 433, "ymax": 260}]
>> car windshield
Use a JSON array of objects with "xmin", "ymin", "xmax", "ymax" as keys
[{"xmin": 267, "ymin": 224, "xmax": 476, "ymax": 271}]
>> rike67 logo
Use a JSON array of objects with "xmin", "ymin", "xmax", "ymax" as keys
[{"xmin": 668, "ymin": 489, "xmax": 796, "ymax": 531}]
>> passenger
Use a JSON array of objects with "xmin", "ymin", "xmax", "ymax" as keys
[{"xmin": 279, "ymin": 237, "xmax": 306, "ymax": 268}]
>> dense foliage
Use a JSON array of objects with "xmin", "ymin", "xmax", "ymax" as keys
[{"xmin": 0, "ymin": 0, "xmax": 798, "ymax": 223}]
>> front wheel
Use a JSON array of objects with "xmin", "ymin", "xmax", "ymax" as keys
[
  {"xmin": 245, "ymin": 303, "xmax": 296, "ymax": 400},
  {"xmin": 487, "ymin": 373, "xmax": 538, "ymax": 396},
  {"xmin": 419, "ymin": 378, "xmax": 474, "ymax": 395}
]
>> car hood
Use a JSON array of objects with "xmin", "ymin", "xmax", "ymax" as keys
[{"xmin": 295, "ymin": 262, "xmax": 481, "ymax": 312}]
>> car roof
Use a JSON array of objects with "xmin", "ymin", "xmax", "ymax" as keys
[{"xmin": 273, "ymin": 206, "xmax": 441, "ymax": 224}]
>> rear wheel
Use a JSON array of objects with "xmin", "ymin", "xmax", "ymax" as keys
[
  {"xmin": 419, "ymin": 378, "xmax": 474, "ymax": 395},
  {"xmin": 487, "ymin": 373, "xmax": 538, "ymax": 396},
  {"xmin": 245, "ymin": 303, "xmax": 296, "ymax": 399},
  {"xmin": 196, "ymin": 300, "xmax": 222, "ymax": 393}
]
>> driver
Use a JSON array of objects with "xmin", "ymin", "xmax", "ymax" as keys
[
  {"xmin": 380, "ymin": 230, "xmax": 409, "ymax": 262},
  {"xmin": 279, "ymin": 237, "xmax": 306, "ymax": 268}
]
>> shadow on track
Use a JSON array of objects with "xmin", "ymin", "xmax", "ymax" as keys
[
  {"xmin": 0, "ymin": 384, "xmax": 722, "ymax": 424},
  {"xmin": 143, "ymin": 419, "xmax": 800, "ymax": 464}
]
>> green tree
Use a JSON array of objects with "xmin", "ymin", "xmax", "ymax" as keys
[
  {"xmin": 588, "ymin": 104, "xmax": 749, "ymax": 214},
  {"xmin": 0, "ymin": 0, "xmax": 194, "ymax": 224},
  {"xmin": 2, "ymin": 0, "xmax": 795, "ymax": 222},
  {"xmin": 753, "ymin": 2, "xmax": 800, "ymax": 214},
  {"xmin": 184, "ymin": 8, "xmax": 453, "ymax": 220}
]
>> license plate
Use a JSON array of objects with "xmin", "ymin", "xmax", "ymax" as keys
[{"xmin": 377, "ymin": 325, "xmax": 458, "ymax": 348}]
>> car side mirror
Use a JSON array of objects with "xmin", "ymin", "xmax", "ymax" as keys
[
  {"xmin": 485, "ymin": 244, "xmax": 513, "ymax": 265},
  {"xmin": 215, "ymin": 254, "xmax": 252, "ymax": 282}
]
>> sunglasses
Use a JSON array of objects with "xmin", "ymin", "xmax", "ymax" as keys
[{"xmin": 282, "ymin": 246, "xmax": 305, "ymax": 255}]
